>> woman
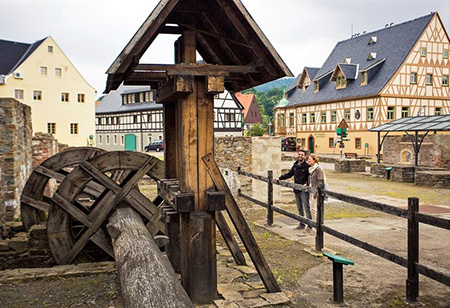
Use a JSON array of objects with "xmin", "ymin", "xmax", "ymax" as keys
[{"xmin": 307, "ymin": 154, "xmax": 326, "ymax": 223}]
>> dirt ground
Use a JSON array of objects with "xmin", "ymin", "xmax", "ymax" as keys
[{"xmin": 1, "ymin": 158, "xmax": 449, "ymax": 307}]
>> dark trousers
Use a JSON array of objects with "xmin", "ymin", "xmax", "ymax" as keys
[{"xmin": 294, "ymin": 191, "xmax": 311, "ymax": 228}]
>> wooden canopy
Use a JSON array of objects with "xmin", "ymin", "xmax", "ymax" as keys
[{"xmin": 105, "ymin": 0, "xmax": 293, "ymax": 93}]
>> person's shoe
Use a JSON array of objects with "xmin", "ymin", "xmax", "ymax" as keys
[{"xmin": 294, "ymin": 225, "xmax": 305, "ymax": 230}]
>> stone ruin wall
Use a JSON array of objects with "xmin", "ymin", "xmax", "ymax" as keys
[
  {"xmin": 383, "ymin": 134, "xmax": 450, "ymax": 169},
  {"xmin": 214, "ymin": 136, "xmax": 282, "ymax": 201},
  {"xmin": 0, "ymin": 98, "xmax": 32, "ymax": 235}
]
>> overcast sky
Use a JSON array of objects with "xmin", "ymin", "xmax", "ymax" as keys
[{"xmin": 1, "ymin": 0, "xmax": 449, "ymax": 98}]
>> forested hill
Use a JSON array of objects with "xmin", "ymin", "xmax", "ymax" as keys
[{"xmin": 253, "ymin": 77, "xmax": 295, "ymax": 92}]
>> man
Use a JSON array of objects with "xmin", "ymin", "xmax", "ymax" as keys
[{"xmin": 273, "ymin": 150, "xmax": 311, "ymax": 230}]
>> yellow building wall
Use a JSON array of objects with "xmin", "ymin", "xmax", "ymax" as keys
[{"xmin": 0, "ymin": 36, "xmax": 96, "ymax": 146}]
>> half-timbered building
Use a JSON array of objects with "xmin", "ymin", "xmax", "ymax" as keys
[
  {"xmin": 274, "ymin": 12, "xmax": 449, "ymax": 155},
  {"xmin": 96, "ymin": 85, "xmax": 244, "ymax": 151}
]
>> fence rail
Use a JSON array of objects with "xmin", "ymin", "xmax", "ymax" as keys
[{"xmin": 237, "ymin": 167, "xmax": 450, "ymax": 302}]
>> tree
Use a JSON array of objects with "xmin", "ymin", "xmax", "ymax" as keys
[{"xmin": 245, "ymin": 123, "xmax": 266, "ymax": 136}]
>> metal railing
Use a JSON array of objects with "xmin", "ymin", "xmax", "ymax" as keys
[{"xmin": 237, "ymin": 167, "xmax": 450, "ymax": 302}]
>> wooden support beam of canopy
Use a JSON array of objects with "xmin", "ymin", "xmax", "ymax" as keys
[
  {"xmin": 157, "ymin": 75, "xmax": 194, "ymax": 103},
  {"xmin": 135, "ymin": 63, "xmax": 258, "ymax": 75}
]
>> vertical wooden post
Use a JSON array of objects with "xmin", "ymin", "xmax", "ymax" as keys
[
  {"xmin": 178, "ymin": 30, "xmax": 217, "ymax": 304},
  {"xmin": 315, "ymin": 182, "xmax": 324, "ymax": 252},
  {"xmin": 267, "ymin": 170, "xmax": 273, "ymax": 226},
  {"xmin": 162, "ymin": 37, "xmax": 182, "ymax": 272},
  {"xmin": 406, "ymin": 197, "xmax": 419, "ymax": 302}
]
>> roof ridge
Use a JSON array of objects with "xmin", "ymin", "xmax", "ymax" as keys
[{"xmin": 337, "ymin": 12, "xmax": 435, "ymax": 44}]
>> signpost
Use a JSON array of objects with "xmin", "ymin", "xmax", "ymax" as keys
[{"xmin": 336, "ymin": 119, "xmax": 349, "ymax": 158}]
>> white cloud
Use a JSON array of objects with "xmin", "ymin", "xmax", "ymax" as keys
[{"xmin": 1, "ymin": 0, "xmax": 449, "ymax": 97}]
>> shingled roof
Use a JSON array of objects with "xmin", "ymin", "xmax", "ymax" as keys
[
  {"xmin": 96, "ymin": 85, "xmax": 160, "ymax": 114},
  {"xmin": 105, "ymin": 0, "xmax": 292, "ymax": 93},
  {"xmin": 0, "ymin": 38, "xmax": 45, "ymax": 75},
  {"xmin": 287, "ymin": 13, "xmax": 435, "ymax": 107}
]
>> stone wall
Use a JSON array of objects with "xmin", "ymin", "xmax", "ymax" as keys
[
  {"xmin": 0, "ymin": 154, "xmax": 5, "ymax": 238},
  {"xmin": 214, "ymin": 136, "xmax": 253, "ymax": 193},
  {"xmin": 214, "ymin": 136, "xmax": 281, "ymax": 200},
  {"xmin": 383, "ymin": 134, "xmax": 450, "ymax": 169},
  {"xmin": 32, "ymin": 132, "xmax": 58, "ymax": 169},
  {"xmin": 415, "ymin": 170, "xmax": 450, "ymax": 188},
  {"xmin": 0, "ymin": 98, "xmax": 32, "ymax": 230},
  {"xmin": 0, "ymin": 223, "xmax": 55, "ymax": 270},
  {"xmin": 334, "ymin": 159, "xmax": 366, "ymax": 173},
  {"xmin": 251, "ymin": 137, "xmax": 282, "ymax": 202}
]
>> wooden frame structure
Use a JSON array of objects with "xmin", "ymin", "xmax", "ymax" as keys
[{"xmin": 105, "ymin": 0, "xmax": 292, "ymax": 304}]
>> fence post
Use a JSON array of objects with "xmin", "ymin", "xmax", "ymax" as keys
[
  {"xmin": 267, "ymin": 170, "xmax": 273, "ymax": 226},
  {"xmin": 406, "ymin": 197, "xmax": 419, "ymax": 302},
  {"xmin": 315, "ymin": 182, "xmax": 324, "ymax": 252}
]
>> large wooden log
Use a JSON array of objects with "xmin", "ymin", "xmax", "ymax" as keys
[{"xmin": 107, "ymin": 207, "xmax": 193, "ymax": 308}]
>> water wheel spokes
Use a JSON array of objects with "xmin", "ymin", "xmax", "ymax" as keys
[
  {"xmin": 20, "ymin": 147, "xmax": 106, "ymax": 230},
  {"xmin": 47, "ymin": 151, "xmax": 165, "ymax": 264}
]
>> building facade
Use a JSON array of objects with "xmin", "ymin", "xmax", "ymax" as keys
[
  {"xmin": 274, "ymin": 13, "xmax": 449, "ymax": 155},
  {"xmin": 0, "ymin": 36, "xmax": 96, "ymax": 146},
  {"xmin": 235, "ymin": 92, "xmax": 263, "ymax": 130},
  {"xmin": 96, "ymin": 85, "xmax": 244, "ymax": 151}
]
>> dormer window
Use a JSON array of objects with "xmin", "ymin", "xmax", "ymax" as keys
[
  {"xmin": 344, "ymin": 58, "xmax": 351, "ymax": 64},
  {"xmin": 367, "ymin": 52, "xmax": 377, "ymax": 60},
  {"xmin": 360, "ymin": 71, "xmax": 368, "ymax": 85},
  {"xmin": 314, "ymin": 81, "xmax": 319, "ymax": 92},
  {"xmin": 336, "ymin": 76, "xmax": 347, "ymax": 89},
  {"xmin": 368, "ymin": 36, "xmax": 377, "ymax": 44}
]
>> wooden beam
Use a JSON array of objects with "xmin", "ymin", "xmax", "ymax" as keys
[
  {"xmin": 206, "ymin": 75, "xmax": 225, "ymax": 94},
  {"xmin": 107, "ymin": 207, "xmax": 193, "ymax": 308},
  {"xmin": 135, "ymin": 63, "xmax": 258, "ymax": 75},
  {"xmin": 157, "ymin": 75, "xmax": 194, "ymax": 103},
  {"xmin": 202, "ymin": 153, "xmax": 281, "ymax": 293}
]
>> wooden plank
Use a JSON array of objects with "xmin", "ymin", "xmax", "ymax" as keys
[
  {"xmin": 21, "ymin": 195, "xmax": 50, "ymax": 212},
  {"xmin": 182, "ymin": 30, "xmax": 196, "ymax": 64},
  {"xmin": 164, "ymin": 99, "xmax": 178, "ymax": 178},
  {"xmin": 107, "ymin": 0, "xmax": 181, "ymax": 75},
  {"xmin": 52, "ymin": 192, "xmax": 114, "ymax": 258},
  {"xmin": 107, "ymin": 207, "xmax": 193, "ymax": 308},
  {"xmin": 325, "ymin": 190, "xmax": 408, "ymax": 218},
  {"xmin": 407, "ymin": 197, "xmax": 419, "ymax": 302},
  {"xmin": 61, "ymin": 158, "xmax": 156, "ymax": 264},
  {"xmin": 416, "ymin": 212, "xmax": 450, "ymax": 230},
  {"xmin": 34, "ymin": 165, "xmax": 65, "ymax": 182},
  {"xmin": 321, "ymin": 224, "xmax": 408, "ymax": 267},
  {"xmin": 206, "ymin": 75, "xmax": 225, "ymax": 94},
  {"xmin": 216, "ymin": 211, "xmax": 246, "ymax": 266},
  {"xmin": 202, "ymin": 153, "xmax": 281, "ymax": 293},
  {"xmin": 157, "ymin": 76, "xmax": 194, "ymax": 103},
  {"xmin": 135, "ymin": 63, "xmax": 258, "ymax": 75}
]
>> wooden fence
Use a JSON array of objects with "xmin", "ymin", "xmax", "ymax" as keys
[{"xmin": 237, "ymin": 167, "xmax": 450, "ymax": 303}]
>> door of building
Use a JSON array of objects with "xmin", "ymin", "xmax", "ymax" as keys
[
  {"xmin": 125, "ymin": 134, "xmax": 136, "ymax": 151},
  {"xmin": 308, "ymin": 136, "xmax": 315, "ymax": 154}
]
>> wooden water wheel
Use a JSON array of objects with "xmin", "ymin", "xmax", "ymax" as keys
[
  {"xmin": 46, "ymin": 151, "xmax": 165, "ymax": 264},
  {"xmin": 20, "ymin": 147, "xmax": 106, "ymax": 230}
]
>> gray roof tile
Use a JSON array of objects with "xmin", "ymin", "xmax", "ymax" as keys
[
  {"xmin": 287, "ymin": 13, "xmax": 434, "ymax": 106},
  {"xmin": 0, "ymin": 38, "xmax": 45, "ymax": 75}
]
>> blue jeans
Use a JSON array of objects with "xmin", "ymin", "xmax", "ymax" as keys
[{"xmin": 294, "ymin": 191, "xmax": 311, "ymax": 228}]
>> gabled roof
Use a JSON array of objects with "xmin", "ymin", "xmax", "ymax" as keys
[
  {"xmin": 0, "ymin": 38, "xmax": 45, "ymax": 75},
  {"xmin": 96, "ymin": 85, "xmax": 160, "ymax": 114},
  {"xmin": 97, "ymin": 84, "xmax": 243, "ymax": 114},
  {"xmin": 287, "ymin": 13, "xmax": 435, "ymax": 106},
  {"xmin": 105, "ymin": 0, "xmax": 292, "ymax": 93},
  {"xmin": 336, "ymin": 63, "xmax": 359, "ymax": 80},
  {"xmin": 304, "ymin": 67, "xmax": 320, "ymax": 80},
  {"xmin": 234, "ymin": 92, "xmax": 255, "ymax": 115}
]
